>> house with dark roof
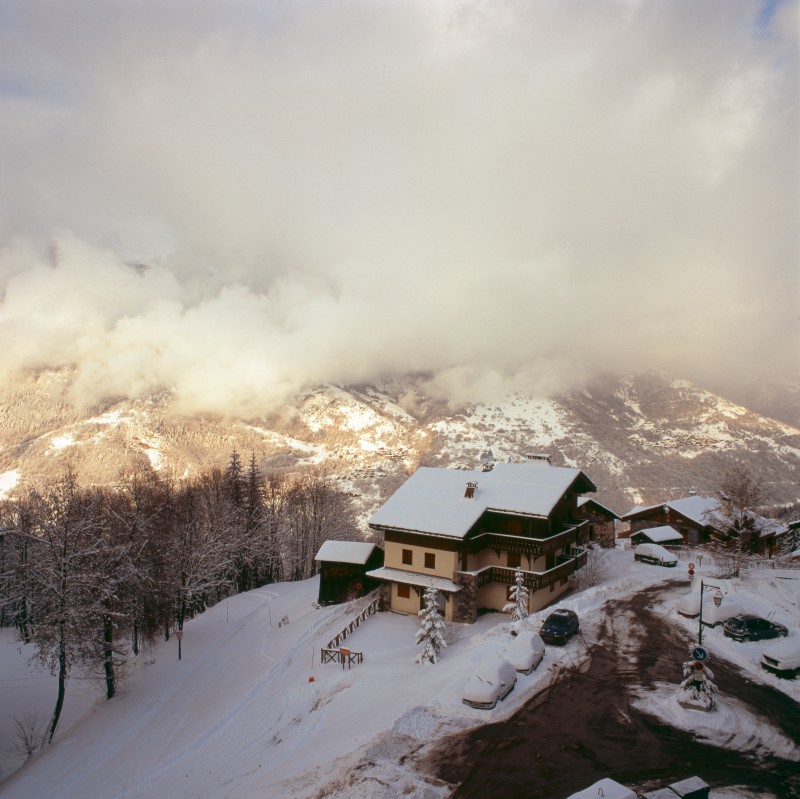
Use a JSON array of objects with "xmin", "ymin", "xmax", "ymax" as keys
[{"xmin": 366, "ymin": 455, "xmax": 597, "ymax": 623}]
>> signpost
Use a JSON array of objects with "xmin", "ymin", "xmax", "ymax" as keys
[{"xmin": 176, "ymin": 629, "xmax": 183, "ymax": 660}]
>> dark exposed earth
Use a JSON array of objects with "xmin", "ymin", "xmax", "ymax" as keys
[{"xmin": 421, "ymin": 584, "xmax": 800, "ymax": 798}]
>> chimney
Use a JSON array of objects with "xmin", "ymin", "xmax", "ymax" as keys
[
  {"xmin": 479, "ymin": 450, "xmax": 495, "ymax": 472},
  {"xmin": 465, "ymin": 481, "xmax": 478, "ymax": 499}
]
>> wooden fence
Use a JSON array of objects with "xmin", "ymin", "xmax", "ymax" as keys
[
  {"xmin": 319, "ymin": 596, "xmax": 381, "ymax": 669},
  {"xmin": 325, "ymin": 596, "xmax": 381, "ymax": 650}
]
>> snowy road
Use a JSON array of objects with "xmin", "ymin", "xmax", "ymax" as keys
[{"xmin": 426, "ymin": 583, "xmax": 800, "ymax": 798}]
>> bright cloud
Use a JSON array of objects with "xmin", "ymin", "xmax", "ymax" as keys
[{"xmin": 0, "ymin": 0, "xmax": 797, "ymax": 415}]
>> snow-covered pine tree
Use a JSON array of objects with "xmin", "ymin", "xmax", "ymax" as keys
[
  {"xmin": 503, "ymin": 568, "xmax": 529, "ymax": 622},
  {"xmin": 415, "ymin": 585, "xmax": 447, "ymax": 665},
  {"xmin": 677, "ymin": 655, "xmax": 718, "ymax": 711}
]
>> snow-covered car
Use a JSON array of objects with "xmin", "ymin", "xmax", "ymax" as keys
[
  {"xmin": 566, "ymin": 778, "xmax": 637, "ymax": 799},
  {"xmin": 723, "ymin": 615, "xmax": 788, "ymax": 642},
  {"xmin": 462, "ymin": 659, "xmax": 517, "ymax": 709},
  {"xmin": 760, "ymin": 638, "xmax": 800, "ymax": 677},
  {"xmin": 540, "ymin": 608, "xmax": 580, "ymax": 645},
  {"xmin": 676, "ymin": 592, "xmax": 742, "ymax": 627},
  {"xmin": 505, "ymin": 631, "xmax": 545, "ymax": 674},
  {"xmin": 633, "ymin": 543, "xmax": 678, "ymax": 567}
]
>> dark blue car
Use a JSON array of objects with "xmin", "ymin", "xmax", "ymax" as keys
[{"xmin": 540, "ymin": 608, "xmax": 580, "ymax": 645}]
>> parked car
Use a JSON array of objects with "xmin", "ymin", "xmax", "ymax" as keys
[
  {"xmin": 505, "ymin": 631, "xmax": 545, "ymax": 674},
  {"xmin": 540, "ymin": 608, "xmax": 580, "ymax": 645},
  {"xmin": 761, "ymin": 638, "xmax": 800, "ymax": 677},
  {"xmin": 462, "ymin": 659, "xmax": 517, "ymax": 709},
  {"xmin": 723, "ymin": 614, "xmax": 788, "ymax": 642},
  {"xmin": 567, "ymin": 778, "xmax": 637, "ymax": 799},
  {"xmin": 676, "ymin": 591, "xmax": 742, "ymax": 627},
  {"xmin": 633, "ymin": 543, "xmax": 678, "ymax": 567}
]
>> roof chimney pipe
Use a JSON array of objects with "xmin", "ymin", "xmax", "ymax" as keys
[{"xmin": 465, "ymin": 481, "xmax": 478, "ymax": 499}]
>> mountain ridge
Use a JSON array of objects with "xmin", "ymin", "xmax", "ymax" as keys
[{"xmin": 1, "ymin": 369, "xmax": 798, "ymax": 522}]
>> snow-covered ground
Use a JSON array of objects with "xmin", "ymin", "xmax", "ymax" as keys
[{"xmin": 1, "ymin": 552, "xmax": 797, "ymax": 798}]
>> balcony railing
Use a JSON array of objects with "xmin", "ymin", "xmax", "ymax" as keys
[
  {"xmin": 465, "ymin": 520, "xmax": 589, "ymax": 559},
  {"xmin": 463, "ymin": 553, "xmax": 584, "ymax": 592}
]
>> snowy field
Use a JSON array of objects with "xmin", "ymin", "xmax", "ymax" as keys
[{"xmin": 1, "ymin": 551, "xmax": 798, "ymax": 798}]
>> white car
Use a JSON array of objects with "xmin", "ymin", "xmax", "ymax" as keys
[
  {"xmin": 761, "ymin": 638, "xmax": 800, "ymax": 677},
  {"xmin": 567, "ymin": 778, "xmax": 637, "ymax": 799},
  {"xmin": 676, "ymin": 593, "xmax": 742, "ymax": 627},
  {"xmin": 462, "ymin": 659, "xmax": 517, "ymax": 709},
  {"xmin": 634, "ymin": 543, "xmax": 678, "ymax": 567},
  {"xmin": 505, "ymin": 631, "xmax": 545, "ymax": 675}
]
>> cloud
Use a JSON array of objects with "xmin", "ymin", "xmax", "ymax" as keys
[{"xmin": 0, "ymin": 0, "xmax": 797, "ymax": 415}]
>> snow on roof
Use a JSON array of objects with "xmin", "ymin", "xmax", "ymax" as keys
[
  {"xmin": 368, "ymin": 462, "xmax": 595, "ymax": 539},
  {"xmin": 622, "ymin": 496, "xmax": 717, "ymax": 525},
  {"xmin": 566, "ymin": 778, "xmax": 636, "ymax": 799},
  {"xmin": 314, "ymin": 540, "xmax": 379, "ymax": 565},
  {"xmin": 364, "ymin": 566, "xmax": 462, "ymax": 593},
  {"xmin": 634, "ymin": 525, "xmax": 683, "ymax": 543}
]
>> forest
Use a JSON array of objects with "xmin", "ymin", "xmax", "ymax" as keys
[{"xmin": 0, "ymin": 451, "xmax": 359, "ymax": 742}]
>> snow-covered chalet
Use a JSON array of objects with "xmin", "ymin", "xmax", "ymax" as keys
[{"xmin": 366, "ymin": 454, "xmax": 597, "ymax": 623}]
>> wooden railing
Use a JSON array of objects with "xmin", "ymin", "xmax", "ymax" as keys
[
  {"xmin": 467, "ymin": 557, "xmax": 580, "ymax": 591},
  {"xmin": 465, "ymin": 522, "xmax": 588, "ymax": 559},
  {"xmin": 320, "ymin": 647, "xmax": 364, "ymax": 669},
  {"xmin": 325, "ymin": 596, "xmax": 381, "ymax": 650}
]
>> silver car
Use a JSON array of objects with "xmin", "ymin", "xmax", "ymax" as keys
[{"xmin": 462, "ymin": 659, "xmax": 517, "ymax": 709}]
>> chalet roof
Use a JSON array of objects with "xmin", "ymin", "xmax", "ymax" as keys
[
  {"xmin": 364, "ymin": 566, "xmax": 462, "ymax": 593},
  {"xmin": 621, "ymin": 496, "xmax": 718, "ymax": 527},
  {"xmin": 577, "ymin": 496, "xmax": 620, "ymax": 519},
  {"xmin": 314, "ymin": 540, "xmax": 381, "ymax": 565},
  {"xmin": 633, "ymin": 525, "xmax": 683, "ymax": 543},
  {"xmin": 368, "ymin": 462, "xmax": 596, "ymax": 540}
]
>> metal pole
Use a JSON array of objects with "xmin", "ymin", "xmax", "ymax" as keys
[{"xmin": 698, "ymin": 579, "xmax": 704, "ymax": 646}]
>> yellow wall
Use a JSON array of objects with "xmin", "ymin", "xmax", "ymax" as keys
[{"xmin": 384, "ymin": 540, "xmax": 457, "ymax": 580}]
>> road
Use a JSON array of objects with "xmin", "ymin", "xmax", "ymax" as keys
[{"xmin": 422, "ymin": 583, "xmax": 800, "ymax": 798}]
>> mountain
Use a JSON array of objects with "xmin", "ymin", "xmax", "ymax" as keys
[{"xmin": 1, "ymin": 369, "xmax": 799, "ymax": 520}]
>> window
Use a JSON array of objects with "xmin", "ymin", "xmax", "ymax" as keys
[
  {"xmin": 424, "ymin": 552, "xmax": 435, "ymax": 569},
  {"xmin": 397, "ymin": 583, "xmax": 410, "ymax": 599},
  {"xmin": 402, "ymin": 549, "xmax": 413, "ymax": 565},
  {"xmin": 507, "ymin": 552, "xmax": 521, "ymax": 569}
]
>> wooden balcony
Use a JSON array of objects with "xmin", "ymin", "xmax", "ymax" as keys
[
  {"xmin": 465, "ymin": 520, "xmax": 589, "ymax": 559},
  {"xmin": 464, "ymin": 552, "xmax": 584, "ymax": 592}
]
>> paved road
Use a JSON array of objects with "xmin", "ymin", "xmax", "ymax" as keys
[{"xmin": 423, "ymin": 583, "xmax": 800, "ymax": 798}]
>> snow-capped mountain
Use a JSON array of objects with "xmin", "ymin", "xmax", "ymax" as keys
[{"xmin": 1, "ymin": 369, "xmax": 798, "ymax": 520}]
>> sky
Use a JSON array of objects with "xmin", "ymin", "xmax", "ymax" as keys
[
  {"xmin": 1, "ymin": 555, "xmax": 797, "ymax": 797},
  {"xmin": 0, "ymin": 0, "xmax": 797, "ymax": 417}
]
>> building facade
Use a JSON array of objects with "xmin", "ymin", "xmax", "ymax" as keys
[{"xmin": 366, "ymin": 456, "xmax": 596, "ymax": 623}]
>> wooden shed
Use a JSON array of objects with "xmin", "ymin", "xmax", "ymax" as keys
[{"xmin": 314, "ymin": 541, "xmax": 384, "ymax": 606}]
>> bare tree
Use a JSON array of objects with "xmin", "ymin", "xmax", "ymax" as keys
[{"xmin": 715, "ymin": 462, "xmax": 766, "ymax": 577}]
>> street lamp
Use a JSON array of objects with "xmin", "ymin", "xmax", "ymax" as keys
[{"xmin": 698, "ymin": 579, "xmax": 722, "ymax": 646}]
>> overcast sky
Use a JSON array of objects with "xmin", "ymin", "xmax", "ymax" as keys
[{"xmin": 0, "ymin": 0, "xmax": 797, "ymax": 416}]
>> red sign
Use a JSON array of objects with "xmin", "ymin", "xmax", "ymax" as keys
[
  {"xmin": 688, "ymin": 563, "xmax": 695, "ymax": 570},
  {"xmin": 176, "ymin": 630, "xmax": 183, "ymax": 640}
]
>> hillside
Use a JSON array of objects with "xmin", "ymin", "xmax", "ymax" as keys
[
  {"xmin": 1, "ymin": 370, "xmax": 798, "ymax": 520},
  {"xmin": 1, "ymin": 556, "xmax": 798, "ymax": 798}
]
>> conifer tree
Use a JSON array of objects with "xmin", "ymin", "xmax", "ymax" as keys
[
  {"xmin": 503, "ymin": 568, "xmax": 529, "ymax": 622},
  {"xmin": 415, "ymin": 585, "xmax": 447, "ymax": 665}
]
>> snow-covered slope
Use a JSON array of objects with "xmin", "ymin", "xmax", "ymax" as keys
[
  {"xmin": 1, "ymin": 370, "xmax": 798, "ymax": 518},
  {"xmin": 1, "ymin": 555, "xmax": 797, "ymax": 798}
]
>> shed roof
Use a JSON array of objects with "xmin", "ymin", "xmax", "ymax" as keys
[
  {"xmin": 314, "ymin": 540, "xmax": 380, "ymax": 565},
  {"xmin": 368, "ymin": 462, "xmax": 595, "ymax": 540},
  {"xmin": 634, "ymin": 525, "xmax": 683, "ymax": 543}
]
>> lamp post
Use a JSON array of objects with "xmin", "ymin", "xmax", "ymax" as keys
[{"xmin": 698, "ymin": 579, "xmax": 723, "ymax": 646}]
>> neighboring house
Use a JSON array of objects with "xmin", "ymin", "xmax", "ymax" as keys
[
  {"xmin": 621, "ymin": 495, "xmax": 789, "ymax": 553},
  {"xmin": 576, "ymin": 497, "xmax": 620, "ymax": 548},
  {"xmin": 314, "ymin": 541, "xmax": 384, "ymax": 605},
  {"xmin": 621, "ymin": 496, "xmax": 719, "ymax": 547},
  {"xmin": 629, "ymin": 524, "xmax": 683, "ymax": 546},
  {"xmin": 366, "ymin": 455, "xmax": 597, "ymax": 624}
]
